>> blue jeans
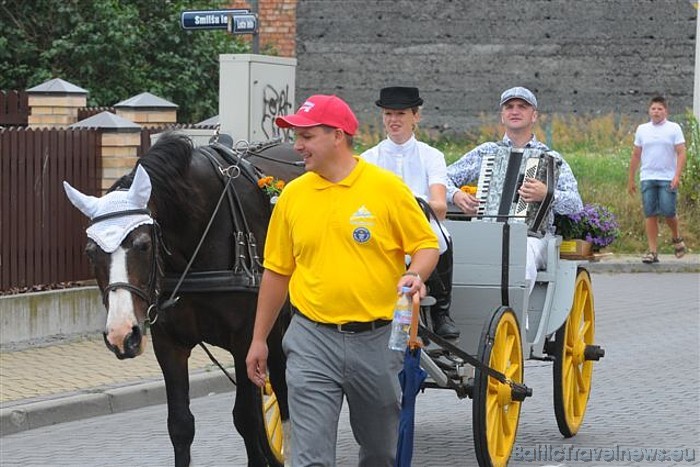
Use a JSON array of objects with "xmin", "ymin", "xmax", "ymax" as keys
[{"xmin": 641, "ymin": 179, "xmax": 677, "ymax": 218}]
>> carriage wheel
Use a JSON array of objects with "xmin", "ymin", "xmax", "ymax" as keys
[
  {"xmin": 553, "ymin": 269, "xmax": 596, "ymax": 438},
  {"xmin": 473, "ymin": 307, "xmax": 524, "ymax": 467},
  {"xmin": 258, "ymin": 378, "xmax": 285, "ymax": 466}
]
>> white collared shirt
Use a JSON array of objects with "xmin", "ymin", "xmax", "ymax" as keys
[
  {"xmin": 362, "ymin": 135, "xmax": 450, "ymax": 253},
  {"xmin": 361, "ymin": 135, "xmax": 448, "ymax": 202}
]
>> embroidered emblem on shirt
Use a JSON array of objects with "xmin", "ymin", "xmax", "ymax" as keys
[
  {"xmin": 353, "ymin": 227, "xmax": 371, "ymax": 243},
  {"xmin": 350, "ymin": 205, "xmax": 375, "ymax": 226}
]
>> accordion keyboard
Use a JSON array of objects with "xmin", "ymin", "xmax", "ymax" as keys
[{"xmin": 475, "ymin": 153, "xmax": 496, "ymax": 217}]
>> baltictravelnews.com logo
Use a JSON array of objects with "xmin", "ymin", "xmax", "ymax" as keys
[{"xmin": 512, "ymin": 444, "xmax": 696, "ymax": 463}]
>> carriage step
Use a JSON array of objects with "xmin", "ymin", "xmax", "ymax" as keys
[{"xmin": 584, "ymin": 344, "xmax": 605, "ymax": 361}]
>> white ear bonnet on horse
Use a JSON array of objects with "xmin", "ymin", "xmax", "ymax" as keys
[{"xmin": 63, "ymin": 165, "xmax": 154, "ymax": 253}]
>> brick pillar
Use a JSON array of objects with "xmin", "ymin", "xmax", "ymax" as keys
[
  {"xmin": 69, "ymin": 111, "xmax": 142, "ymax": 193},
  {"xmin": 100, "ymin": 131, "xmax": 142, "ymax": 192},
  {"xmin": 230, "ymin": 0, "xmax": 297, "ymax": 57},
  {"xmin": 114, "ymin": 92, "xmax": 178, "ymax": 127},
  {"xmin": 26, "ymin": 78, "xmax": 88, "ymax": 128}
]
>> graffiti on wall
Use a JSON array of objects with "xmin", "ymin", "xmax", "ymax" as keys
[{"xmin": 261, "ymin": 84, "xmax": 293, "ymax": 141}]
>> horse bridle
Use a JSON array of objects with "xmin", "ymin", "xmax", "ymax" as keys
[{"xmin": 90, "ymin": 208, "xmax": 163, "ymax": 325}]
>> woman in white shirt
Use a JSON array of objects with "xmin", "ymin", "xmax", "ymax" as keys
[{"xmin": 362, "ymin": 87, "xmax": 459, "ymax": 339}]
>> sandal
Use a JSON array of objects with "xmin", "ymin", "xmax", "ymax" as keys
[
  {"xmin": 672, "ymin": 237, "xmax": 687, "ymax": 259},
  {"xmin": 641, "ymin": 251, "xmax": 659, "ymax": 264}
]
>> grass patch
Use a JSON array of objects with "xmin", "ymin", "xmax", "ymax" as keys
[{"xmin": 355, "ymin": 112, "xmax": 699, "ymax": 255}]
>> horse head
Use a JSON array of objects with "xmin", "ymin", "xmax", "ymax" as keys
[{"xmin": 63, "ymin": 165, "xmax": 159, "ymax": 359}]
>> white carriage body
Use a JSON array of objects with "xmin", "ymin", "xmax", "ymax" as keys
[{"xmin": 436, "ymin": 219, "xmax": 580, "ymax": 361}]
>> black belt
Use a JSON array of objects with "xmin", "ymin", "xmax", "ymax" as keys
[{"xmin": 292, "ymin": 308, "xmax": 391, "ymax": 334}]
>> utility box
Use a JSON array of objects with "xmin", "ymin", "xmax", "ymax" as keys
[{"xmin": 219, "ymin": 54, "xmax": 297, "ymax": 143}]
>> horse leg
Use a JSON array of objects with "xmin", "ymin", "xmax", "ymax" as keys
[
  {"xmin": 152, "ymin": 326, "xmax": 195, "ymax": 467},
  {"xmin": 232, "ymin": 344, "xmax": 270, "ymax": 467}
]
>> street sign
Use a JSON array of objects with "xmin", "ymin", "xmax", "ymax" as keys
[
  {"xmin": 180, "ymin": 9, "xmax": 249, "ymax": 30},
  {"xmin": 228, "ymin": 13, "xmax": 258, "ymax": 35}
]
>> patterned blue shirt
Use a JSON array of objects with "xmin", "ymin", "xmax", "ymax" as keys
[{"xmin": 446, "ymin": 135, "xmax": 583, "ymax": 234}]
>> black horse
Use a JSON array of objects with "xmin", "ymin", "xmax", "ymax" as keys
[{"xmin": 63, "ymin": 132, "xmax": 304, "ymax": 466}]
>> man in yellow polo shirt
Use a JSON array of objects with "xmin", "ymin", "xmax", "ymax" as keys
[{"xmin": 246, "ymin": 94, "xmax": 439, "ymax": 466}]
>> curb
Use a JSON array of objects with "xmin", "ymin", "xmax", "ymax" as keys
[
  {"xmin": 585, "ymin": 259, "xmax": 700, "ymax": 274},
  {"xmin": 0, "ymin": 370, "xmax": 235, "ymax": 436}
]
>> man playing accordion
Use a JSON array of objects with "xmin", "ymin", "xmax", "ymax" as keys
[{"xmin": 447, "ymin": 86, "xmax": 583, "ymax": 295}]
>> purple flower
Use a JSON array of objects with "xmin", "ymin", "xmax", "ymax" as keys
[{"xmin": 554, "ymin": 203, "xmax": 620, "ymax": 248}]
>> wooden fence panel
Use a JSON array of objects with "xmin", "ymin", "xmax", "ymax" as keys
[
  {"xmin": 0, "ymin": 91, "xmax": 29, "ymax": 126},
  {"xmin": 0, "ymin": 127, "xmax": 101, "ymax": 291}
]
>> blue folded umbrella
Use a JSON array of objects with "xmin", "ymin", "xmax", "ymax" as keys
[{"xmin": 395, "ymin": 346, "xmax": 427, "ymax": 467}]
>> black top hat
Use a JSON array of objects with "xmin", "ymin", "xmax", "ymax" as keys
[{"xmin": 375, "ymin": 87, "xmax": 424, "ymax": 109}]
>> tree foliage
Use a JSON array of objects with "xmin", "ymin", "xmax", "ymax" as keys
[{"xmin": 0, "ymin": 0, "xmax": 249, "ymax": 122}]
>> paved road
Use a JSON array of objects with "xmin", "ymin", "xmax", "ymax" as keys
[{"xmin": 1, "ymin": 273, "xmax": 698, "ymax": 466}]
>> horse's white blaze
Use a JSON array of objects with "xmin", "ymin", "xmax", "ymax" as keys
[{"xmin": 105, "ymin": 247, "xmax": 137, "ymax": 349}]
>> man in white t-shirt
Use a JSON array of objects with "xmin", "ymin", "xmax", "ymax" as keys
[
  {"xmin": 362, "ymin": 86, "xmax": 460, "ymax": 339},
  {"xmin": 628, "ymin": 96, "xmax": 687, "ymax": 263}
]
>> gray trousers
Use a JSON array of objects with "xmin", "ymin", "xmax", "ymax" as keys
[{"xmin": 282, "ymin": 313, "xmax": 403, "ymax": 467}]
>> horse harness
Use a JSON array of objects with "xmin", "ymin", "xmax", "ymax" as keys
[
  {"xmin": 158, "ymin": 140, "xmax": 302, "ymax": 315},
  {"xmin": 92, "ymin": 140, "xmax": 294, "ymax": 326}
]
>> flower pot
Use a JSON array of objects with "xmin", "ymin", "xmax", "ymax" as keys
[{"xmin": 560, "ymin": 239, "xmax": 592, "ymax": 259}]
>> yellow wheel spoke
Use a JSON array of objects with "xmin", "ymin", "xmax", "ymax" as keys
[
  {"xmin": 488, "ymin": 407, "xmax": 499, "ymax": 441},
  {"xmin": 503, "ymin": 335, "xmax": 515, "ymax": 367},
  {"xmin": 580, "ymin": 320, "xmax": 591, "ymax": 339},
  {"xmin": 267, "ymin": 407, "xmax": 281, "ymax": 429},
  {"xmin": 501, "ymin": 409, "xmax": 513, "ymax": 437},
  {"xmin": 505, "ymin": 362, "xmax": 520, "ymax": 380}
]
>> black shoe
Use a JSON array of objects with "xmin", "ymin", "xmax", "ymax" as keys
[{"xmin": 433, "ymin": 313, "xmax": 460, "ymax": 339}]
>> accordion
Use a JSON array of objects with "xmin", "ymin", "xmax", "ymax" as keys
[{"xmin": 475, "ymin": 146, "xmax": 561, "ymax": 235}]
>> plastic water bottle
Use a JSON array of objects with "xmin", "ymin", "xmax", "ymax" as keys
[{"xmin": 388, "ymin": 287, "xmax": 412, "ymax": 351}]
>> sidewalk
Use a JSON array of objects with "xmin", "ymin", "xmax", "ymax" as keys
[
  {"xmin": 1, "ymin": 254, "xmax": 698, "ymax": 436},
  {"xmin": 1, "ymin": 337, "xmax": 236, "ymax": 435}
]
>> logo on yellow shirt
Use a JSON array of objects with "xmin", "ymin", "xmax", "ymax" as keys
[
  {"xmin": 350, "ymin": 205, "xmax": 375, "ymax": 226},
  {"xmin": 353, "ymin": 227, "xmax": 371, "ymax": 243},
  {"xmin": 350, "ymin": 206, "xmax": 374, "ymax": 244}
]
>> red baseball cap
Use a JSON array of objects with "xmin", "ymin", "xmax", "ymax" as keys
[{"xmin": 275, "ymin": 94, "xmax": 359, "ymax": 136}]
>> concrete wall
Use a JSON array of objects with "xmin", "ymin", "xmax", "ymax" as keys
[
  {"xmin": 0, "ymin": 288, "xmax": 103, "ymax": 347},
  {"xmin": 295, "ymin": 0, "xmax": 696, "ymax": 132}
]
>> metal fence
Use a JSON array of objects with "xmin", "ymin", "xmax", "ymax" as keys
[{"xmin": 0, "ymin": 127, "xmax": 102, "ymax": 291}]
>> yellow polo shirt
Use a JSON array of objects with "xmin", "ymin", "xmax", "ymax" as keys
[{"xmin": 263, "ymin": 157, "xmax": 438, "ymax": 323}]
